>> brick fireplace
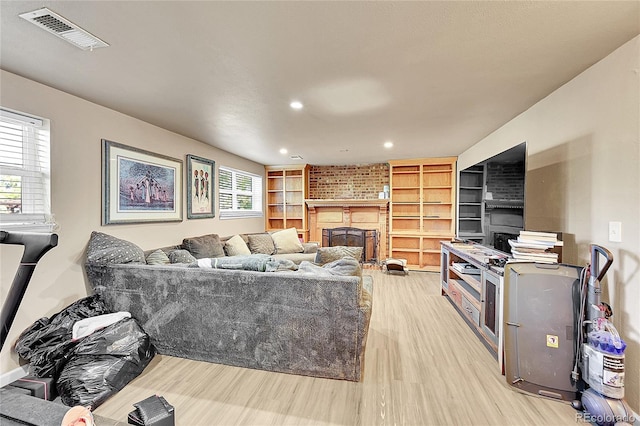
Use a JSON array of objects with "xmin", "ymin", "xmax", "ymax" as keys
[{"xmin": 305, "ymin": 199, "xmax": 389, "ymax": 263}]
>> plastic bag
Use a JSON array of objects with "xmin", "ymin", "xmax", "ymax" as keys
[
  {"xmin": 14, "ymin": 295, "xmax": 110, "ymax": 378},
  {"xmin": 56, "ymin": 317, "xmax": 156, "ymax": 409}
]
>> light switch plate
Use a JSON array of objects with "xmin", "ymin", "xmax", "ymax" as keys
[{"xmin": 609, "ymin": 221, "xmax": 622, "ymax": 242}]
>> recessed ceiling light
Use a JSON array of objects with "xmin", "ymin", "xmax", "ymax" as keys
[
  {"xmin": 290, "ymin": 101, "xmax": 303, "ymax": 110},
  {"xmin": 384, "ymin": 141, "xmax": 394, "ymax": 148},
  {"xmin": 279, "ymin": 148, "xmax": 288, "ymax": 154}
]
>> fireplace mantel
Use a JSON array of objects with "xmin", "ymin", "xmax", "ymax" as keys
[
  {"xmin": 305, "ymin": 199, "xmax": 389, "ymax": 208},
  {"xmin": 305, "ymin": 199, "xmax": 389, "ymax": 262}
]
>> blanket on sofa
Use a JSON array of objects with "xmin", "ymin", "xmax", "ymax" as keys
[{"xmin": 191, "ymin": 254, "xmax": 298, "ymax": 272}]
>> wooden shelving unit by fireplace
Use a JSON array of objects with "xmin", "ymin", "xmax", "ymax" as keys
[
  {"xmin": 265, "ymin": 165, "xmax": 310, "ymax": 241},
  {"xmin": 388, "ymin": 157, "xmax": 457, "ymax": 271}
]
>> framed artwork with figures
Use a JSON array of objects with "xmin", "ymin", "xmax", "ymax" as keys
[
  {"xmin": 187, "ymin": 154, "xmax": 215, "ymax": 219},
  {"xmin": 102, "ymin": 139, "xmax": 182, "ymax": 225}
]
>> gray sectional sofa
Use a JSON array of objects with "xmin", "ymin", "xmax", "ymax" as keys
[{"xmin": 84, "ymin": 231, "xmax": 373, "ymax": 381}]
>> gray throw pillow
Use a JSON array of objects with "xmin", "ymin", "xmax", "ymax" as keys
[
  {"xmin": 247, "ymin": 233, "xmax": 275, "ymax": 255},
  {"xmin": 182, "ymin": 234, "xmax": 225, "ymax": 259},
  {"xmin": 315, "ymin": 246, "xmax": 363, "ymax": 265},
  {"xmin": 168, "ymin": 249, "xmax": 197, "ymax": 264},
  {"xmin": 86, "ymin": 231, "xmax": 145, "ymax": 265},
  {"xmin": 146, "ymin": 249, "xmax": 170, "ymax": 265}
]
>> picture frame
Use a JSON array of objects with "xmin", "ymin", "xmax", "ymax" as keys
[
  {"xmin": 102, "ymin": 139, "xmax": 183, "ymax": 225},
  {"xmin": 186, "ymin": 154, "xmax": 215, "ymax": 219}
]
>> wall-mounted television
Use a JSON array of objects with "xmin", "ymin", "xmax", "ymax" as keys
[{"xmin": 457, "ymin": 142, "xmax": 526, "ymax": 253}]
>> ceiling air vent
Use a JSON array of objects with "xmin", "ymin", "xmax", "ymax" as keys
[{"xmin": 19, "ymin": 7, "xmax": 109, "ymax": 51}]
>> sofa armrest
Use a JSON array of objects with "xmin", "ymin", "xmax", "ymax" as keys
[{"xmin": 302, "ymin": 242, "xmax": 319, "ymax": 254}]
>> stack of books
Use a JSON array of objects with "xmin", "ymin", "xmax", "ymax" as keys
[{"xmin": 508, "ymin": 231, "xmax": 563, "ymax": 263}]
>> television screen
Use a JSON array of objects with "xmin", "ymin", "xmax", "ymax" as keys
[{"xmin": 457, "ymin": 142, "xmax": 526, "ymax": 253}]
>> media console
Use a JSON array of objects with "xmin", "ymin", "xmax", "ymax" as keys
[{"xmin": 440, "ymin": 241, "xmax": 509, "ymax": 373}]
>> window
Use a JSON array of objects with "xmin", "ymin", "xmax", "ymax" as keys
[
  {"xmin": 218, "ymin": 166, "xmax": 263, "ymax": 219},
  {"xmin": 0, "ymin": 107, "xmax": 52, "ymax": 231}
]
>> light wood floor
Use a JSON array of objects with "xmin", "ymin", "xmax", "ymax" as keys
[{"xmin": 94, "ymin": 270, "xmax": 579, "ymax": 425}]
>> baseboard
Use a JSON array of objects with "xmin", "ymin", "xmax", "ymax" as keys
[{"xmin": 0, "ymin": 364, "xmax": 29, "ymax": 388}]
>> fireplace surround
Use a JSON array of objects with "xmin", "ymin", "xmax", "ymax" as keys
[
  {"xmin": 305, "ymin": 199, "xmax": 389, "ymax": 262},
  {"xmin": 322, "ymin": 227, "xmax": 378, "ymax": 263}
]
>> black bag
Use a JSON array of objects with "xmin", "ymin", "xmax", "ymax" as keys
[
  {"xmin": 56, "ymin": 317, "xmax": 156, "ymax": 409},
  {"xmin": 128, "ymin": 395, "xmax": 175, "ymax": 426},
  {"xmin": 14, "ymin": 295, "xmax": 110, "ymax": 378}
]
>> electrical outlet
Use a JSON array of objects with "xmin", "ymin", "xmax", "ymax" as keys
[{"xmin": 609, "ymin": 221, "xmax": 622, "ymax": 242}]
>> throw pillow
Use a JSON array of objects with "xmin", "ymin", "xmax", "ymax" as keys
[
  {"xmin": 247, "ymin": 233, "xmax": 275, "ymax": 255},
  {"xmin": 168, "ymin": 249, "xmax": 197, "ymax": 264},
  {"xmin": 270, "ymin": 228, "xmax": 304, "ymax": 254},
  {"xmin": 86, "ymin": 231, "xmax": 146, "ymax": 265},
  {"xmin": 182, "ymin": 234, "xmax": 225, "ymax": 259},
  {"xmin": 224, "ymin": 234, "xmax": 251, "ymax": 256},
  {"xmin": 146, "ymin": 249, "xmax": 170, "ymax": 265},
  {"xmin": 314, "ymin": 246, "xmax": 363, "ymax": 265}
]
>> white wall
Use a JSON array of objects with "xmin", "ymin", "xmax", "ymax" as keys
[
  {"xmin": 0, "ymin": 70, "xmax": 265, "ymax": 374},
  {"xmin": 459, "ymin": 36, "xmax": 640, "ymax": 412}
]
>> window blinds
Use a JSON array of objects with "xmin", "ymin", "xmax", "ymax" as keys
[
  {"xmin": 218, "ymin": 166, "xmax": 262, "ymax": 219},
  {"xmin": 0, "ymin": 108, "xmax": 51, "ymax": 229}
]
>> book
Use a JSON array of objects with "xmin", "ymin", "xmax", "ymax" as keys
[
  {"xmin": 511, "ymin": 249, "xmax": 558, "ymax": 263},
  {"xmin": 519, "ymin": 230, "xmax": 558, "ymax": 240},
  {"xmin": 512, "ymin": 238, "xmax": 555, "ymax": 249}
]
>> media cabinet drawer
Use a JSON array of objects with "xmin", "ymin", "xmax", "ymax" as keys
[
  {"xmin": 447, "ymin": 279, "xmax": 463, "ymax": 306},
  {"xmin": 461, "ymin": 296, "xmax": 480, "ymax": 326}
]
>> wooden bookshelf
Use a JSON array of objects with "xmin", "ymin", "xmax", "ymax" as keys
[
  {"xmin": 265, "ymin": 165, "xmax": 310, "ymax": 241},
  {"xmin": 388, "ymin": 157, "xmax": 457, "ymax": 271}
]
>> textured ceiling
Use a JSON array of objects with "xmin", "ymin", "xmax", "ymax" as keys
[{"xmin": 1, "ymin": 1, "xmax": 638, "ymax": 166}]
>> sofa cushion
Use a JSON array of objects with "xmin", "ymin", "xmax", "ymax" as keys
[
  {"xmin": 271, "ymin": 228, "xmax": 304, "ymax": 254},
  {"xmin": 314, "ymin": 246, "xmax": 363, "ymax": 265},
  {"xmin": 182, "ymin": 234, "xmax": 225, "ymax": 259},
  {"xmin": 224, "ymin": 234, "xmax": 251, "ymax": 256},
  {"xmin": 168, "ymin": 249, "xmax": 197, "ymax": 264},
  {"xmin": 247, "ymin": 233, "xmax": 275, "ymax": 255},
  {"xmin": 146, "ymin": 249, "xmax": 170, "ymax": 265},
  {"xmin": 86, "ymin": 231, "xmax": 146, "ymax": 265}
]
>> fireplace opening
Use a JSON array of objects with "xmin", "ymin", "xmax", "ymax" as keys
[{"xmin": 322, "ymin": 227, "xmax": 378, "ymax": 263}]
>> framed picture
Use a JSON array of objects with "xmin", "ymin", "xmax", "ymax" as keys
[
  {"xmin": 186, "ymin": 154, "xmax": 215, "ymax": 219},
  {"xmin": 102, "ymin": 139, "xmax": 183, "ymax": 225}
]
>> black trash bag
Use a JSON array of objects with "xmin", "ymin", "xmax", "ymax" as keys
[
  {"xmin": 56, "ymin": 317, "xmax": 156, "ymax": 409},
  {"xmin": 14, "ymin": 294, "xmax": 110, "ymax": 378}
]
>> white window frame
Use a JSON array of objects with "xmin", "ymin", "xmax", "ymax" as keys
[
  {"xmin": 0, "ymin": 107, "xmax": 54, "ymax": 232},
  {"xmin": 218, "ymin": 166, "xmax": 263, "ymax": 219}
]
